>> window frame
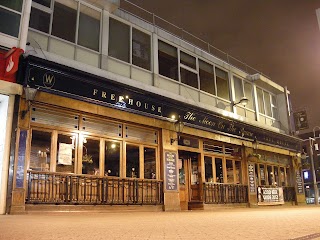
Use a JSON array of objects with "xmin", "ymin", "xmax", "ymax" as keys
[
  {"xmin": 0, "ymin": 0, "xmax": 24, "ymax": 38},
  {"xmin": 108, "ymin": 16, "xmax": 153, "ymax": 72},
  {"xmin": 29, "ymin": 0, "xmax": 102, "ymax": 53}
]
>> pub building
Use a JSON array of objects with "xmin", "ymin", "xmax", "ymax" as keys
[{"xmin": 1, "ymin": 0, "xmax": 303, "ymax": 214}]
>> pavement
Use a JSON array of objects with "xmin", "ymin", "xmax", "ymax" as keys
[{"xmin": 0, "ymin": 206, "xmax": 320, "ymax": 240}]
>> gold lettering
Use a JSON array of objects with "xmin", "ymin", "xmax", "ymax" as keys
[
  {"xmin": 158, "ymin": 107, "xmax": 162, "ymax": 113},
  {"xmin": 136, "ymin": 101, "xmax": 141, "ymax": 107},
  {"xmin": 119, "ymin": 96, "xmax": 124, "ymax": 102},
  {"xmin": 101, "ymin": 91, "xmax": 107, "ymax": 98},
  {"xmin": 151, "ymin": 105, "xmax": 155, "ymax": 111},
  {"xmin": 44, "ymin": 74, "xmax": 54, "ymax": 84},
  {"xmin": 184, "ymin": 112, "xmax": 196, "ymax": 121},
  {"xmin": 93, "ymin": 89, "xmax": 98, "ymax": 96},
  {"xmin": 128, "ymin": 99, "xmax": 133, "ymax": 105},
  {"xmin": 144, "ymin": 103, "xmax": 148, "ymax": 109},
  {"xmin": 110, "ymin": 94, "xmax": 116, "ymax": 100}
]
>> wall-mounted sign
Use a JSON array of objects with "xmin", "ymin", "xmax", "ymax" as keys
[
  {"xmin": 164, "ymin": 151, "xmax": 178, "ymax": 191},
  {"xmin": 16, "ymin": 130, "xmax": 27, "ymax": 188},
  {"xmin": 296, "ymin": 170, "xmax": 304, "ymax": 194},
  {"xmin": 293, "ymin": 110, "xmax": 309, "ymax": 131},
  {"xmin": 258, "ymin": 187, "xmax": 284, "ymax": 205},
  {"xmin": 248, "ymin": 163, "xmax": 256, "ymax": 193},
  {"xmin": 22, "ymin": 56, "xmax": 301, "ymax": 151}
]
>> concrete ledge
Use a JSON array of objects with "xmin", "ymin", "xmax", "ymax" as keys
[
  {"xmin": 25, "ymin": 204, "xmax": 163, "ymax": 214},
  {"xmin": 203, "ymin": 203, "xmax": 248, "ymax": 211}
]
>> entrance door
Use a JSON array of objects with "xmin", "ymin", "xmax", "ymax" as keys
[{"xmin": 179, "ymin": 151, "xmax": 201, "ymax": 206}]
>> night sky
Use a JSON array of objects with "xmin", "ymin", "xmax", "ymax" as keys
[{"xmin": 123, "ymin": 0, "xmax": 320, "ymax": 134}]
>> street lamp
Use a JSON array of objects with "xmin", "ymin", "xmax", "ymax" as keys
[{"xmin": 302, "ymin": 126, "xmax": 320, "ymax": 205}]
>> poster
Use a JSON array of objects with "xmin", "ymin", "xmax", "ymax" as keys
[
  {"xmin": 58, "ymin": 143, "xmax": 72, "ymax": 165},
  {"xmin": 248, "ymin": 163, "xmax": 256, "ymax": 193},
  {"xmin": 164, "ymin": 151, "xmax": 178, "ymax": 191}
]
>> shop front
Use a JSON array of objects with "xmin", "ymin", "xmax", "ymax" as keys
[{"xmin": 9, "ymin": 55, "xmax": 302, "ymax": 213}]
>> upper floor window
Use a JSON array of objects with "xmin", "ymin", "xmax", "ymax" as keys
[
  {"xmin": 0, "ymin": 0, "xmax": 23, "ymax": 38},
  {"xmin": 233, "ymin": 76, "xmax": 254, "ymax": 110},
  {"xmin": 180, "ymin": 51, "xmax": 198, "ymax": 89},
  {"xmin": 215, "ymin": 67, "xmax": 229, "ymax": 100},
  {"xmin": 158, "ymin": 40, "xmax": 178, "ymax": 80},
  {"xmin": 257, "ymin": 87, "xmax": 277, "ymax": 118},
  {"xmin": 199, "ymin": 59, "xmax": 215, "ymax": 95},
  {"xmin": 29, "ymin": 0, "xmax": 101, "ymax": 52},
  {"xmin": 109, "ymin": 18, "xmax": 151, "ymax": 71}
]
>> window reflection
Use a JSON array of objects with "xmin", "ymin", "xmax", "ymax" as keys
[
  {"xmin": 30, "ymin": 130, "xmax": 51, "ymax": 171},
  {"xmin": 126, "ymin": 145, "xmax": 140, "ymax": 178},
  {"xmin": 105, "ymin": 141, "xmax": 120, "ymax": 177},
  {"xmin": 82, "ymin": 138, "xmax": 100, "ymax": 175},
  {"xmin": 226, "ymin": 159, "xmax": 234, "ymax": 183},
  {"xmin": 144, "ymin": 147, "xmax": 156, "ymax": 179},
  {"xmin": 204, "ymin": 156, "xmax": 213, "ymax": 182},
  {"xmin": 215, "ymin": 158, "xmax": 223, "ymax": 183}
]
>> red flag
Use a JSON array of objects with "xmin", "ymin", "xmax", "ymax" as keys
[{"xmin": 4, "ymin": 47, "xmax": 24, "ymax": 77}]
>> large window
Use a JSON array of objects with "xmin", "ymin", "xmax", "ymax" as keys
[
  {"xmin": 132, "ymin": 28, "xmax": 151, "ymax": 70},
  {"xmin": 56, "ymin": 133, "xmax": 76, "ymax": 173},
  {"xmin": 109, "ymin": 18, "xmax": 130, "ymax": 62},
  {"xmin": 180, "ymin": 51, "xmax": 198, "ymax": 88},
  {"xmin": 158, "ymin": 40, "xmax": 178, "ymax": 80},
  {"xmin": 144, "ymin": 147, "xmax": 156, "ymax": 179},
  {"xmin": 109, "ymin": 18, "xmax": 151, "ymax": 71},
  {"xmin": 256, "ymin": 87, "xmax": 279, "ymax": 126},
  {"xmin": 216, "ymin": 67, "xmax": 230, "ymax": 100},
  {"xmin": 126, "ymin": 144, "xmax": 140, "ymax": 178},
  {"xmin": 52, "ymin": 0, "xmax": 77, "ymax": 42},
  {"xmin": 0, "ymin": 0, "xmax": 23, "ymax": 37},
  {"xmin": 199, "ymin": 60, "xmax": 215, "ymax": 95},
  {"xmin": 233, "ymin": 76, "xmax": 255, "ymax": 118},
  {"xmin": 29, "ymin": 0, "xmax": 101, "ymax": 52},
  {"xmin": 82, "ymin": 138, "xmax": 100, "ymax": 175},
  {"xmin": 30, "ymin": 130, "xmax": 51, "ymax": 171},
  {"xmin": 204, "ymin": 141, "xmax": 242, "ymax": 184},
  {"xmin": 105, "ymin": 140, "xmax": 120, "ymax": 177}
]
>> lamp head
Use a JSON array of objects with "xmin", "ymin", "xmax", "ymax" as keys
[{"xmin": 233, "ymin": 97, "xmax": 249, "ymax": 107}]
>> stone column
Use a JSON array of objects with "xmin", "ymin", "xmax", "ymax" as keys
[{"xmin": 161, "ymin": 129, "xmax": 181, "ymax": 211}]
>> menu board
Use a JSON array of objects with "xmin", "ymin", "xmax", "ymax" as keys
[
  {"xmin": 248, "ymin": 163, "xmax": 256, "ymax": 193},
  {"xmin": 164, "ymin": 151, "xmax": 178, "ymax": 191},
  {"xmin": 258, "ymin": 187, "xmax": 284, "ymax": 205},
  {"xmin": 296, "ymin": 170, "xmax": 304, "ymax": 194}
]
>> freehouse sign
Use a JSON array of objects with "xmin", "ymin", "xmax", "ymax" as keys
[{"xmin": 23, "ymin": 56, "xmax": 300, "ymax": 151}]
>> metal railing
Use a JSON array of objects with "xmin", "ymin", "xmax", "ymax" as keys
[
  {"xmin": 119, "ymin": 0, "xmax": 270, "ymax": 79},
  {"xmin": 26, "ymin": 171, "xmax": 163, "ymax": 205},
  {"xmin": 203, "ymin": 183, "xmax": 248, "ymax": 204}
]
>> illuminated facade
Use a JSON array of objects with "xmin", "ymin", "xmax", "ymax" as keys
[{"xmin": 0, "ymin": 0, "xmax": 304, "ymax": 214}]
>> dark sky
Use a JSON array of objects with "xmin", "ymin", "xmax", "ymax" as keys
[{"xmin": 123, "ymin": 0, "xmax": 320, "ymax": 134}]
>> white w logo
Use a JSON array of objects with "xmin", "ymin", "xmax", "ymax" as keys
[{"xmin": 43, "ymin": 73, "xmax": 55, "ymax": 88}]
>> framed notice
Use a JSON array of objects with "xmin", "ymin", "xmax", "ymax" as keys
[
  {"xmin": 58, "ymin": 143, "xmax": 73, "ymax": 165},
  {"xmin": 296, "ymin": 170, "xmax": 304, "ymax": 194},
  {"xmin": 248, "ymin": 163, "xmax": 256, "ymax": 193},
  {"xmin": 164, "ymin": 151, "xmax": 178, "ymax": 191}
]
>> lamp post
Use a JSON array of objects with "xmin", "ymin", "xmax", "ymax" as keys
[{"xmin": 304, "ymin": 126, "xmax": 320, "ymax": 205}]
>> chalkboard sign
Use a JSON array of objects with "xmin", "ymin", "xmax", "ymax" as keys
[
  {"xmin": 296, "ymin": 170, "xmax": 304, "ymax": 194},
  {"xmin": 248, "ymin": 163, "xmax": 256, "ymax": 193},
  {"xmin": 16, "ymin": 130, "xmax": 27, "ymax": 188},
  {"xmin": 164, "ymin": 151, "xmax": 178, "ymax": 191}
]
